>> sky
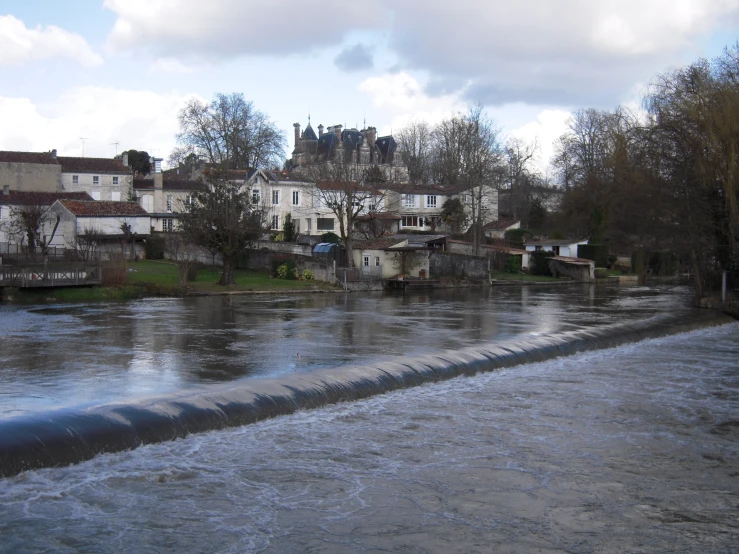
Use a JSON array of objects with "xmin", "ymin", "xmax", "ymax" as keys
[{"xmin": 0, "ymin": 0, "xmax": 737, "ymax": 173}]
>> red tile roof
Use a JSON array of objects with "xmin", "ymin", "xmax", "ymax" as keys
[
  {"xmin": 0, "ymin": 191, "xmax": 93, "ymax": 206},
  {"xmin": 483, "ymin": 218, "xmax": 520, "ymax": 230},
  {"xmin": 58, "ymin": 200, "xmax": 149, "ymax": 217},
  {"xmin": 0, "ymin": 151, "xmax": 58, "ymax": 164},
  {"xmin": 57, "ymin": 156, "xmax": 130, "ymax": 174}
]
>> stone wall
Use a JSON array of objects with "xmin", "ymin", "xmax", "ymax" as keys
[
  {"xmin": 429, "ymin": 251, "xmax": 490, "ymax": 282},
  {"xmin": 241, "ymin": 248, "xmax": 336, "ymax": 284},
  {"xmin": 0, "ymin": 163, "xmax": 60, "ymax": 192}
]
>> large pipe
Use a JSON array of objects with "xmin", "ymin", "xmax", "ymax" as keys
[{"xmin": 0, "ymin": 310, "xmax": 732, "ymax": 478}]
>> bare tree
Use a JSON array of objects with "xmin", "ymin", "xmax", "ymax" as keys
[
  {"xmin": 504, "ymin": 137, "xmax": 539, "ymax": 222},
  {"xmin": 5, "ymin": 205, "xmax": 60, "ymax": 255},
  {"xmin": 431, "ymin": 106, "xmax": 503, "ymax": 253},
  {"xmin": 178, "ymin": 168, "xmax": 267, "ymax": 285},
  {"xmin": 175, "ymin": 93, "xmax": 286, "ymax": 170},
  {"xmin": 301, "ymin": 162, "xmax": 386, "ymax": 267},
  {"xmin": 396, "ymin": 119, "xmax": 432, "ymax": 184}
]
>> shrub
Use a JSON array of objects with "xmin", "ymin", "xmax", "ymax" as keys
[
  {"xmin": 272, "ymin": 232, "xmax": 285, "ymax": 242},
  {"xmin": 145, "ymin": 234, "xmax": 165, "ymax": 260},
  {"xmin": 302, "ymin": 269, "xmax": 314, "ymax": 280},
  {"xmin": 101, "ymin": 258, "xmax": 127, "ymax": 286},
  {"xmin": 275, "ymin": 258, "xmax": 298, "ymax": 279},
  {"xmin": 594, "ymin": 267, "xmax": 609, "ymax": 279},
  {"xmin": 177, "ymin": 261, "xmax": 200, "ymax": 284},
  {"xmin": 504, "ymin": 228, "xmax": 532, "ymax": 248},
  {"xmin": 648, "ymin": 250, "xmax": 679, "ymax": 276},
  {"xmin": 504, "ymin": 255, "xmax": 521, "ymax": 273},
  {"xmin": 530, "ymin": 250, "xmax": 554, "ymax": 276},
  {"xmin": 320, "ymin": 232, "xmax": 341, "ymax": 244}
]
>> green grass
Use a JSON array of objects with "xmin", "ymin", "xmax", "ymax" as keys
[
  {"xmin": 489, "ymin": 270, "xmax": 566, "ymax": 282},
  {"xmin": 7, "ymin": 285, "xmax": 144, "ymax": 304},
  {"xmin": 126, "ymin": 260, "xmax": 338, "ymax": 292}
]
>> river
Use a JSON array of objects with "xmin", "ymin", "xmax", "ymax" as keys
[{"xmin": 0, "ymin": 284, "xmax": 737, "ymax": 552}]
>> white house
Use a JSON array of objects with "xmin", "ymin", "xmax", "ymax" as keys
[
  {"xmin": 42, "ymin": 199, "xmax": 151, "ymax": 258},
  {"xmin": 58, "ymin": 156, "xmax": 132, "ymax": 201},
  {"xmin": 0, "ymin": 189, "xmax": 93, "ymax": 246},
  {"xmin": 524, "ymin": 238, "xmax": 589, "ymax": 258}
]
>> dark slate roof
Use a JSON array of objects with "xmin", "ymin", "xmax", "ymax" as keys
[
  {"xmin": 317, "ymin": 180, "xmax": 380, "ymax": 193},
  {"xmin": 262, "ymin": 170, "xmax": 312, "ymax": 183},
  {"xmin": 0, "ymin": 151, "xmax": 58, "ymax": 164},
  {"xmin": 317, "ymin": 133, "xmax": 339, "ymax": 157},
  {"xmin": 58, "ymin": 200, "xmax": 149, "ymax": 217},
  {"xmin": 0, "ymin": 191, "xmax": 93, "ymax": 206},
  {"xmin": 353, "ymin": 237, "xmax": 403, "ymax": 250},
  {"xmin": 303, "ymin": 124, "xmax": 318, "ymax": 141},
  {"xmin": 57, "ymin": 156, "xmax": 130, "ymax": 174},
  {"xmin": 341, "ymin": 129, "xmax": 364, "ymax": 149},
  {"xmin": 375, "ymin": 136, "xmax": 396, "ymax": 160}
]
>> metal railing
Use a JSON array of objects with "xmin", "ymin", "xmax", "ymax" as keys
[{"xmin": 0, "ymin": 263, "xmax": 101, "ymax": 288}]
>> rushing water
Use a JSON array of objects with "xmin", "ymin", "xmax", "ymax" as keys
[
  {"xmin": 0, "ymin": 321, "xmax": 737, "ymax": 552},
  {"xmin": 1, "ymin": 284, "xmax": 693, "ymax": 417}
]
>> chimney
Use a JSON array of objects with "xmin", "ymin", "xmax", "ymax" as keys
[
  {"xmin": 318, "ymin": 124, "xmax": 324, "ymax": 137},
  {"xmin": 154, "ymin": 172, "xmax": 163, "ymax": 190},
  {"xmin": 50, "ymin": 149, "xmax": 57, "ymax": 159},
  {"xmin": 334, "ymin": 125, "xmax": 343, "ymax": 139},
  {"xmin": 3, "ymin": 185, "xmax": 9, "ymax": 195},
  {"xmin": 367, "ymin": 126, "xmax": 376, "ymax": 147},
  {"xmin": 293, "ymin": 123, "xmax": 301, "ymax": 147},
  {"xmin": 153, "ymin": 157, "xmax": 162, "ymax": 174},
  {"xmin": 122, "ymin": 152, "xmax": 129, "ymax": 168}
]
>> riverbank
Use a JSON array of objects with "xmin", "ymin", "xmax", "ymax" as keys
[{"xmin": 1, "ymin": 260, "xmax": 342, "ymax": 303}]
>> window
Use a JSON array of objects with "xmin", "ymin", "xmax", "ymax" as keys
[
  {"xmin": 292, "ymin": 190, "xmax": 300, "ymax": 206},
  {"xmin": 375, "ymin": 256, "xmax": 380, "ymax": 267},
  {"xmin": 426, "ymin": 195, "xmax": 437, "ymax": 208},
  {"xmin": 317, "ymin": 217, "xmax": 334, "ymax": 231},
  {"xmin": 252, "ymin": 189, "xmax": 260, "ymax": 205},
  {"xmin": 462, "ymin": 194, "xmax": 470, "ymax": 204},
  {"xmin": 166, "ymin": 195, "xmax": 173, "ymax": 212},
  {"xmin": 0, "ymin": 207, "xmax": 4, "ymax": 219},
  {"xmin": 306, "ymin": 218, "xmax": 312, "ymax": 232},
  {"xmin": 185, "ymin": 195, "xmax": 193, "ymax": 212},
  {"xmin": 111, "ymin": 191, "xmax": 121, "ymax": 201},
  {"xmin": 402, "ymin": 194, "xmax": 416, "ymax": 208},
  {"xmin": 93, "ymin": 176, "xmax": 99, "ymax": 185},
  {"xmin": 271, "ymin": 214, "xmax": 280, "ymax": 230},
  {"xmin": 162, "ymin": 218, "xmax": 174, "ymax": 232},
  {"xmin": 91, "ymin": 191, "xmax": 101, "ymax": 201},
  {"xmin": 272, "ymin": 190, "xmax": 279, "ymax": 205},
  {"xmin": 112, "ymin": 176, "xmax": 119, "ymax": 185},
  {"xmin": 140, "ymin": 195, "xmax": 153, "ymax": 212},
  {"xmin": 401, "ymin": 215, "xmax": 419, "ymax": 227},
  {"xmin": 72, "ymin": 175, "xmax": 79, "ymax": 185},
  {"xmin": 363, "ymin": 255, "xmax": 370, "ymax": 267}
]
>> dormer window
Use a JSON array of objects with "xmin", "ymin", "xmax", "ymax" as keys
[
  {"xmin": 72, "ymin": 175, "xmax": 79, "ymax": 184},
  {"xmin": 93, "ymin": 176, "xmax": 99, "ymax": 185}
]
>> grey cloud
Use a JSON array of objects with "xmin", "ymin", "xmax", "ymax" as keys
[{"xmin": 334, "ymin": 44, "xmax": 374, "ymax": 72}]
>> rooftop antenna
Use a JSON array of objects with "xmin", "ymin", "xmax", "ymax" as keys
[
  {"xmin": 80, "ymin": 137, "xmax": 89, "ymax": 157},
  {"xmin": 111, "ymin": 141, "xmax": 120, "ymax": 156}
]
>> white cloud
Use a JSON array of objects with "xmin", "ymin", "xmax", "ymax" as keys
[
  {"xmin": 508, "ymin": 110, "xmax": 572, "ymax": 176},
  {"xmin": 0, "ymin": 87, "xmax": 197, "ymax": 160},
  {"xmin": 0, "ymin": 15, "xmax": 103, "ymax": 67},
  {"xmin": 104, "ymin": 0, "xmax": 382, "ymax": 59},
  {"xmin": 149, "ymin": 57, "xmax": 197, "ymax": 75},
  {"xmin": 358, "ymin": 72, "xmax": 465, "ymax": 134}
]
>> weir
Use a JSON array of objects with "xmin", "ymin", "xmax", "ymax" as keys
[{"xmin": 0, "ymin": 310, "xmax": 733, "ymax": 478}]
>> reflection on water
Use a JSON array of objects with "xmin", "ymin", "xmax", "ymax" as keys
[{"xmin": 0, "ymin": 285, "xmax": 692, "ymax": 416}]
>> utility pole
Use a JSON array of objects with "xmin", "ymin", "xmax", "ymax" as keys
[{"xmin": 111, "ymin": 142, "xmax": 120, "ymax": 156}]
